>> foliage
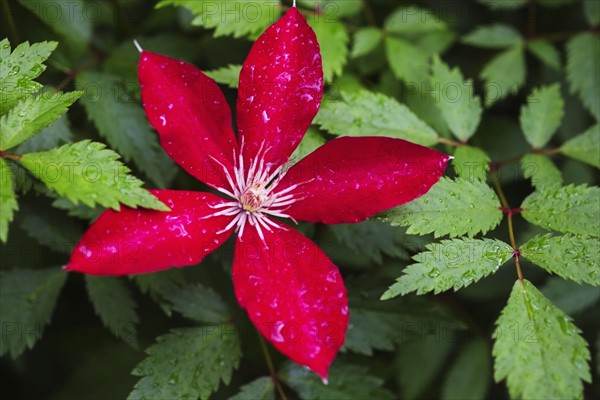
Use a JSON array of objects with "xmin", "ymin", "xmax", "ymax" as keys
[{"xmin": 2, "ymin": 0, "xmax": 599, "ymax": 399}]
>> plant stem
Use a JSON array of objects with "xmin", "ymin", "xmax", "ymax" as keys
[
  {"xmin": 362, "ymin": 0, "xmax": 377, "ymax": 26},
  {"xmin": 437, "ymin": 137, "xmax": 464, "ymax": 147},
  {"xmin": 258, "ymin": 333, "xmax": 288, "ymax": 400},
  {"xmin": 0, "ymin": 152, "xmax": 22, "ymax": 161}
]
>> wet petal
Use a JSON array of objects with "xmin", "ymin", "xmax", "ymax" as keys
[
  {"xmin": 233, "ymin": 223, "xmax": 348, "ymax": 380},
  {"xmin": 237, "ymin": 8, "xmax": 323, "ymax": 169},
  {"xmin": 139, "ymin": 51, "xmax": 238, "ymax": 189},
  {"xmin": 66, "ymin": 191, "xmax": 234, "ymax": 275},
  {"xmin": 279, "ymin": 136, "xmax": 451, "ymax": 224}
]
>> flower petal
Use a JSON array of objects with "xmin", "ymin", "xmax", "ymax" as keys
[
  {"xmin": 279, "ymin": 136, "xmax": 451, "ymax": 223},
  {"xmin": 237, "ymin": 8, "xmax": 323, "ymax": 168},
  {"xmin": 138, "ymin": 51, "xmax": 238, "ymax": 189},
  {"xmin": 233, "ymin": 223, "xmax": 348, "ymax": 380},
  {"xmin": 66, "ymin": 191, "xmax": 234, "ymax": 275}
]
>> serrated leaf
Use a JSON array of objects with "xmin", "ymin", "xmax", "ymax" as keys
[
  {"xmin": 228, "ymin": 377, "xmax": 274, "ymax": 400},
  {"xmin": 280, "ymin": 362, "xmax": 394, "ymax": 399},
  {"xmin": 351, "ymin": 27, "xmax": 382, "ymax": 58},
  {"xmin": 462, "ymin": 24, "xmax": 523, "ymax": 48},
  {"xmin": 452, "ymin": 146, "xmax": 490, "ymax": 181},
  {"xmin": 0, "ymin": 158, "xmax": 18, "ymax": 242},
  {"xmin": 527, "ymin": 39, "xmax": 561, "ymax": 70},
  {"xmin": 16, "ymin": 114, "xmax": 73, "ymax": 153},
  {"xmin": 382, "ymin": 239, "xmax": 513, "ymax": 297},
  {"xmin": 561, "ymin": 124, "xmax": 600, "ymax": 169},
  {"xmin": 431, "ymin": 56, "xmax": 482, "ymax": 141},
  {"xmin": 493, "ymin": 279, "xmax": 591, "ymax": 399},
  {"xmin": 566, "ymin": 33, "xmax": 600, "ymax": 120},
  {"xmin": 18, "ymin": 0, "xmax": 91, "ymax": 49},
  {"xmin": 395, "ymin": 333, "xmax": 454, "ymax": 400},
  {"xmin": 0, "ymin": 91, "xmax": 81, "ymax": 150},
  {"xmin": 584, "ymin": 0, "xmax": 600, "ymax": 26},
  {"xmin": 477, "ymin": 0, "xmax": 526, "ymax": 9},
  {"xmin": 481, "ymin": 45, "xmax": 526, "ymax": 106},
  {"xmin": 542, "ymin": 278, "xmax": 600, "ymax": 315},
  {"xmin": 314, "ymin": 90, "xmax": 438, "ymax": 146},
  {"xmin": 134, "ymin": 269, "xmax": 185, "ymax": 316},
  {"xmin": 76, "ymin": 71, "xmax": 176, "ymax": 188},
  {"xmin": 380, "ymin": 177, "xmax": 503, "ymax": 238},
  {"xmin": 307, "ymin": 17, "xmax": 349, "ymax": 82},
  {"xmin": 520, "ymin": 84, "xmax": 565, "ymax": 149},
  {"xmin": 205, "ymin": 64, "xmax": 241, "ymax": 88},
  {"xmin": 0, "ymin": 268, "xmax": 67, "ymax": 358},
  {"xmin": 85, "ymin": 276, "xmax": 139, "ymax": 346},
  {"xmin": 129, "ymin": 327, "xmax": 241, "ymax": 400},
  {"xmin": 51, "ymin": 197, "xmax": 102, "ymax": 221},
  {"xmin": 0, "ymin": 39, "xmax": 56, "ymax": 114},
  {"xmin": 157, "ymin": 0, "xmax": 278, "ymax": 38},
  {"xmin": 384, "ymin": 6, "xmax": 447, "ymax": 33},
  {"xmin": 19, "ymin": 140, "xmax": 169, "ymax": 211},
  {"xmin": 521, "ymin": 154, "xmax": 563, "ymax": 189},
  {"xmin": 521, "ymin": 184, "xmax": 600, "ymax": 236},
  {"xmin": 441, "ymin": 339, "xmax": 491, "ymax": 400},
  {"xmin": 521, "ymin": 234, "xmax": 599, "ymax": 286},
  {"xmin": 385, "ymin": 37, "xmax": 430, "ymax": 83},
  {"xmin": 161, "ymin": 282, "xmax": 231, "ymax": 322},
  {"xmin": 414, "ymin": 30, "xmax": 456, "ymax": 56}
]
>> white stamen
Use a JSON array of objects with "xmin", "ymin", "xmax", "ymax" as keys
[{"xmin": 133, "ymin": 40, "xmax": 143, "ymax": 53}]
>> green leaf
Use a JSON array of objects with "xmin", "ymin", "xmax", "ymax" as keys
[
  {"xmin": 521, "ymin": 184, "xmax": 600, "ymax": 237},
  {"xmin": 566, "ymin": 33, "xmax": 600, "ymax": 120},
  {"xmin": 16, "ymin": 114, "xmax": 73, "ymax": 153},
  {"xmin": 561, "ymin": 124, "xmax": 600, "ymax": 169},
  {"xmin": 0, "ymin": 268, "xmax": 67, "ymax": 358},
  {"xmin": 290, "ymin": 127, "xmax": 325, "ymax": 165},
  {"xmin": 395, "ymin": 333, "xmax": 454, "ymax": 400},
  {"xmin": 584, "ymin": 0, "xmax": 600, "ymax": 26},
  {"xmin": 431, "ymin": 56, "xmax": 482, "ymax": 141},
  {"xmin": 18, "ymin": 0, "xmax": 91, "ymax": 49},
  {"xmin": 521, "ymin": 154, "xmax": 563, "ymax": 189},
  {"xmin": 298, "ymin": 0, "xmax": 363, "ymax": 18},
  {"xmin": 379, "ymin": 177, "xmax": 503, "ymax": 238},
  {"xmin": 129, "ymin": 327, "xmax": 241, "ymax": 400},
  {"xmin": 228, "ymin": 377, "xmax": 274, "ymax": 400},
  {"xmin": 481, "ymin": 45, "xmax": 526, "ymax": 106},
  {"xmin": 134, "ymin": 269, "xmax": 185, "ymax": 316},
  {"xmin": 351, "ymin": 27, "xmax": 382, "ymax": 58},
  {"xmin": 157, "ymin": 0, "xmax": 278, "ymax": 38},
  {"xmin": 462, "ymin": 24, "xmax": 523, "ymax": 48},
  {"xmin": 19, "ymin": 140, "xmax": 169, "ymax": 211},
  {"xmin": 0, "ymin": 39, "xmax": 56, "ymax": 114},
  {"xmin": 527, "ymin": 39, "xmax": 561, "ymax": 70},
  {"xmin": 161, "ymin": 283, "xmax": 231, "ymax": 322},
  {"xmin": 414, "ymin": 30, "xmax": 456, "ymax": 56},
  {"xmin": 521, "ymin": 234, "xmax": 599, "ymax": 286},
  {"xmin": 314, "ymin": 90, "xmax": 439, "ymax": 146},
  {"xmin": 0, "ymin": 158, "xmax": 18, "ymax": 242},
  {"xmin": 307, "ymin": 17, "xmax": 349, "ymax": 82},
  {"xmin": 384, "ymin": 6, "xmax": 447, "ymax": 33},
  {"xmin": 442, "ymin": 339, "xmax": 491, "ymax": 400},
  {"xmin": 385, "ymin": 37, "xmax": 429, "ymax": 83},
  {"xmin": 51, "ymin": 197, "xmax": 102, "ymax": 221},
  {"xmin": 85, "ymin": 276, "xmax": 139, "ymax": 346},
  {"xmin": 382, "ymin": 239, "xmax": 513, "ymax": 298},
  {"xmin": 493, "ymin": 279, "xmax": 591, "ymax": 399},
  {"xmin": 205, "ymin": 64, "xmax": 241, "ymax": 89},
  {"xmin": 520, "ymin": 84, "xmax": 565, "ymax": 149},
  {"xmin": 452, "ymin": 146, "xmax": 490, "ymax": 181},
  {"xmin": 0, "ymin": 91, "xmax": 81, "ymax": 150},
  {"xmin": 542, "ymin": 278, "xmax": 600, "ymax": 315},
  {"xmin": 477, "ymin": 0, "xmax": 526, "ymax": 9},
  {"xmin": 280, "ymin": 362, "xmax": 394, "ymax": 399},
  {"xmin": 76, "ymin": 71, "xmax": 176, "ymax": 188}
]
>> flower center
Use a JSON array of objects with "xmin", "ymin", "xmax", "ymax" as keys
[{"xmin": 204, "ymin": 140, "xmax": 307, "ymax": 243}]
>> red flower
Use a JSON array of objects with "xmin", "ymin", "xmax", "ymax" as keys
[{"xmin": 66, "ymin": 8, "xmax": 450, "ymax": 379}]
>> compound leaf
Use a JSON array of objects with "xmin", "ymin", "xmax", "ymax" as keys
[
  {"xmin": 308, "ymin": 17, "xmax": 349, "ymax": 82},
  {"xmin": 384, "ymin": 6, "xmax": 447, "ymax": 33},
  {"xmin": 385, "ymin": 37, "xmax": 430, "ymax": 83},
  {"xmin": 315, "ymin": 90, "xmax": 438, "ymax": 146},
  {"xmin": 481, "ymin": 45, "xmax": 526, "ymax": 106},
  {"xmin": 351, "ymin": 27, "xmax": 382, "ymax": 58},
  {"xmin": 521, "ymin": 234, "xmax": 600, "ymax": 286},
  {"xmin": 205, "ymin": 64, "xmax": 241, "ymax": 88},
  {"xmin": 379, "ymin": 177, "xmax": 503, "ymax": 238},
  {"xmin": 566, "ymin": 33, "xmax": 600, "ymax": 120},
  {"xmin": 527, "ymin": 39, "xmax": 561, "ymax": 70},
  {"xmin": 0, "ymin": 158, "xmax": 18, "ymax": 242},
  {"xmin": 493, "ymin": 280, "xmax": 591, "ymax": 399},
  {"xmin": 19, "ymin": 140, "xmax": 169, "ymax": 211},
  {"xmin": 382, "ymin": 239, "xmax": 513, "ymax": 298},
  {"xmin": 229, "ymin": 377, "xmax": 274, "ymax": 400},
  {"xmin": 462, "ymin": 24, "xmax": 523, "ymax": 48},
  {"xmin": 521, "ymin": 154, "xmax": 563, "ymax": 189},
  {"xmin": 561, "ymin": 124, "xmax": 600, "ymax": 169},
  {"xmin": 452, "ymin": 146, "xmax": 490, "ymax": 181},
  {"xmin": 161, "ymin": 282, "xmax": 231, "ymax": 323},
  {"xmin": 521, "ymin": 184, "xmax": 600, "ymax": 237},
  {"xmin": 129, "ymin": 327, "xmax": 241, "ymax": 400},
  {"xmin": 520, "ymin": 84, "xmax": 565, "ymax": 149}
]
